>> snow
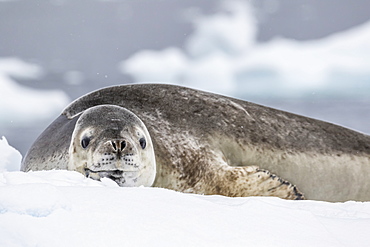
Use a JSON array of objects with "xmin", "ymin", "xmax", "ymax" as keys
[
  {"xmin": 0, "ymin": 58, "xmax": 70, "ymax": 128},
  {"xmin": 0, "ymin": 136, "xmax": 21, "ymax": 172},
  {"xmin": 120, "ymin": 0, "xmax": 370, "ymax": 98},
  {"xmin": 1, "ymin": 138, "xmax": 370, "ymax": 246}
]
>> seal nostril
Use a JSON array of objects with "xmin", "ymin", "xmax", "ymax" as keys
[
  {"xmin": 111, "ymin": 141, "xmax": 117, "ymax": 151},
  {"xmin": 121, "ymin": 141, "xmax": 126, "ymax": 151}
]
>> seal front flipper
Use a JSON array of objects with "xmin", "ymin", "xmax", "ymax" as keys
[
  {"xmin": 214, "ymin": 166, "xmax": 304, "ymax": 200},
  {"xmin": 254, "ymin": 168, "xmax": 305, "ymax": 200}
]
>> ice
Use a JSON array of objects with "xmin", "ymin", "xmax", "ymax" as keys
[
  {"xmin": 185, "ymin": 1, "xmax": 257, "ymax": 57},
  {"xmin": 1, "ymin": 137, "xmax": 370, "ymax": 246},
  {"xmin": 123, "ymin": 48, "xmax": 188, "ymax": 84},
  {"xmin": 120, "ymin": 0, "xmax": 370, "ymax": 98},
  {"xmin": 0, "ymin": 57, "xmax": 70, "ymax": 128}
]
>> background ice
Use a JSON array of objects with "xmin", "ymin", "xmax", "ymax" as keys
[
  {"xmin": 121, "ymin": 1, "xmax": 370, "ymax": 98},
  {"xmin": 0, "ymin": 58, "xmax": 69, "ymax": 127}
]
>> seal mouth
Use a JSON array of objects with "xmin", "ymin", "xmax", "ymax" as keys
[{"xmin": 84, "ymin": 168, "xmax": 139, "ymax": 186}]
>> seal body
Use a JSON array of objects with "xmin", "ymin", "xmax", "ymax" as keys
[{"xmin": 22, "ymin": 84, "xmax": 370, "ymax": 202}]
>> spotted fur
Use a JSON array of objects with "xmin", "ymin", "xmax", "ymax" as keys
[{"xmin": 22, "ymin": 84, "xmax": 370, "ymax": 201}]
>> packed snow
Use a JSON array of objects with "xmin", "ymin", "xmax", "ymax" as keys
[
  {"xmin": 0, "ymin": 58, "xmax": 69, "ymax": 128},
  {"xmin": 120, "ymin": 1, "xmax": 370, "ymax": 98},
  {"xmin": 1, "ymin": 138, "xmax": 369, "ymax": 246}
]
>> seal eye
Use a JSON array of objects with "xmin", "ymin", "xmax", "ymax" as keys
[
  {"xmin": 81, "ymin": 137, "xmax": 90, "ymax": 149},
  {"xmin": 139, "ymin": 137, "xmax": 146, "ymax": 149}
]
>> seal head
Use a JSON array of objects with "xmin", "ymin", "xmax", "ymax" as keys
[{"xmin": 68, "ymin": 105, "xmax": 156, "ymax": 187}]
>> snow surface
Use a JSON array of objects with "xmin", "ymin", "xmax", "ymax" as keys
[
  {"xmin": 0, "ymin": 58, "xmax": 69, "ymax": 128},
  {"xmin": 1, "ymin": 138, "xmax": 370, "ymax": 246},
  {"xmin": 0, "ymin": 136, "xmax": 21, "ymax": 172},
  {"xmin": 120, "ymin": 0, "xmax": 370, "ymax": 98}
]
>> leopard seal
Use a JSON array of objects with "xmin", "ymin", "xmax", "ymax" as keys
[{"xmin": 21, "ymin": 84, "xmax": 370, "ymax": 202}]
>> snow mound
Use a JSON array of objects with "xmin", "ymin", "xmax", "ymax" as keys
[
  {"xmin": 120, "ymin": 0, "xmax": 370, "ymax": 98},
  {"xmin": 0, "ymin": 138, "xmax": 370, "ymax": 246},
  {"xmin": 0, "ymin": 136, "xmax": 22, "ymax": 172},
  {"xmin": 0, "ymin": 170, "xmax": 370, "ymax": 247},
  {"xmin": 0, "ymin": 57, "xmax": 70, "ymax": 127}
]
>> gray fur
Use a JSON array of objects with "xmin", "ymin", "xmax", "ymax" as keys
[{"xmin": 22, "ymin": 84, "xmax": 370, "ymax": 201}]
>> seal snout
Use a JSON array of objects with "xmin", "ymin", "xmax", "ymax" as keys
[
  {"xmin": 110, "ymin": 140, "xmax": 127, "ymax": 153},
  {"xmin": 92, "ymin": 139, "xmax": 139, "ymax": 172}
]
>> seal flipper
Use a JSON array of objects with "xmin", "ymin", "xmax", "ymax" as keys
[
  {"xmin": 254, "ymin": 168, "xmax": 305, "ymax": 200},
  {"xmin": 213, "ymin": 166, "xmax": 305, "ymax": 200}
]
